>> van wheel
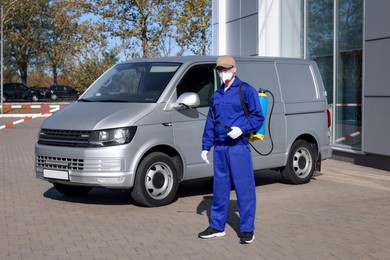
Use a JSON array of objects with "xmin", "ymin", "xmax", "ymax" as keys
[
  {"xmin": 50, "ymin": 94, "xmax": 58, "ymax": 101},
  {"xmin": 53, "ymin": 183, "xmax": 93, "ymax": 196},
  {"xmin": 131, "ymin": 152, "xmax": 179, "ymax": 207},
  {"xmin": 281, "ymin": 140, "xmax": 315, "ymax": 184}
]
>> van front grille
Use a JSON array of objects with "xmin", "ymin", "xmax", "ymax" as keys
[
  {"xmin": 36, "ymin": 156, "xmax": 84, "ymax": 171},
  {"xmin": 36, "ymin": 156, "xmax": 123, "ymax": 172},
  {"xmin": 38, "ymin": 129, "xmax": 91, "ymax": 147}
]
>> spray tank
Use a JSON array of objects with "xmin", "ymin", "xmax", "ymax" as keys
[
  {"xmin": 249, "ymin": 89, "xmax": 268, "ymax": 142},
  {"xmin": 248, "ymin": 88, "xmax": 274, "ymax": 156},
  {"xmin": 238, "ymin": 83, "xmax": 274, "ymax": 155}
]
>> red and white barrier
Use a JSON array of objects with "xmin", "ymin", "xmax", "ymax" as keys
[
  {"xmin": 0, "ymin": 104, "xmax": 62, "ymax": 129},
  {"xmin": 0, "ymin": 104, "xmax": 61, "ymax": 109},
  {"xmin": 335, "ymin": 131, "xmax": 361, "ymax": 143}
]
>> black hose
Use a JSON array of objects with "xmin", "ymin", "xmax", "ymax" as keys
[{"xmin": 179, "ymin": 103, "xmax": 232, "ymax": 132}]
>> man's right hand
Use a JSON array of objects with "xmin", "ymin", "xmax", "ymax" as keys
[{"xmin": 201, "ymin": 150, "xmax": 210, "ymax": 164}]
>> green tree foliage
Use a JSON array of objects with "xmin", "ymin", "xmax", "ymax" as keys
[
  {"xmin": 87, "ymin": 0, "xmax": 178, "ymax": 58},
  {"xmin": 3, "ymin": 0, "xmax": 45, "ymax": 84},
  {"xmin": 175, "ymin": 0, "xmax": 212, "ymax": 55},
  {"xmin": 0, "ymin": 0, "xmax": 213, "ymax": 88},
  {"xmin": 40, "ymin": 0, "xmax": 107, "ymax": 84},
  {"xmin": 1, "ymin": 0, "xmax": 109, "ymax": 86},
  {"xmin": 62, "ymin": 49, "xmax": 119, "ymax": 91}
]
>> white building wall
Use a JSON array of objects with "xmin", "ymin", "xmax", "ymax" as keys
[
  {"xmin": 258, "ymin": 0, "xmax": 281, "ymax": 56},
  {"xmin": 212, "ymin": 0, "xmax": 302, "ymax": 58},
  {"xmin": 280, "ymin": 0, "xmax": 302, "ymax": 57}
]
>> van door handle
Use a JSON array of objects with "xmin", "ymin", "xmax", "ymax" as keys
[{"xmin": 162, "ymin": 122, "xmax": 172, "ymax": 127}]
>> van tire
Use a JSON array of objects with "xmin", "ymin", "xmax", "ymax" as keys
[
  {"xmin": 131, "ymin": 152, "xmax": 179, "ymax": 207},
  {"xmin": 281, "ymin": 140, "xmax": 315, "ymax": 184},
  {"xmin": 53, "ymin": 183, "xmax": 93, "ymax": 196}
]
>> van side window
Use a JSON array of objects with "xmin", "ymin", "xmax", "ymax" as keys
[{"xmin": 176, "ymin": 65, "xmax": 217, "ymax": 107}]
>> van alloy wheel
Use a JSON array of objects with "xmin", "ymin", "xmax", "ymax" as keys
[
  {"xmin": 131, "ymin": 152, "xmax": 179, "ymax": 207},
  {"xmin": 281, "ymin": 140, "xmax": 315, "ymax": 184}
]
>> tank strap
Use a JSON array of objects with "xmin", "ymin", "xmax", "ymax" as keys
[{"xmin": 239, "ymin": 82, "xmax": 249, "ymax": 118}]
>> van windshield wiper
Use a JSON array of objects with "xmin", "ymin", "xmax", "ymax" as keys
[
  {"xmin": 78, "ymin": 98, "xmax": 94, "ymax": 102},
  {"xmin": 97, "ymin": 99, "xmax": 129, "ymax": 102},
  {"xmin": 78, "ymin": 98, "xmax": 128, "ymax": 102}
]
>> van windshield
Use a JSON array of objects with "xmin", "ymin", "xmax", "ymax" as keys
[{"xmin": 80, "ymin": 62, "xmax": 181, "ymax": 103}]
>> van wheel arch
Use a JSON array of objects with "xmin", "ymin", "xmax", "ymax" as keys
[
  {"xmin": 138, "ymin": 145, "xmax": 184, "ymax": 180},
  {"xmin": 281, "ymin": 136, "xmax": 319, "ymax": 184}
]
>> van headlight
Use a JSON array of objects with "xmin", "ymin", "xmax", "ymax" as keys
[{"xmin": 89, "ymin": 127, "xmax": 136, "ymax": 146}]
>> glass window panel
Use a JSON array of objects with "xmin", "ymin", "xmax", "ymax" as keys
[
  {"xmin": 304, "ymin": 0, "xmax": 363, "ymax": 150},
  {"xmin": 306, "ymin": 0, "xmax": 334, "ymax": 105},
  {"xmin": 335, "ymin": 0, "xmax": 363, "ymax": 148},
  {"xmin": 176, "ymin": 64, "xmax": 218, "ymax": 107}
]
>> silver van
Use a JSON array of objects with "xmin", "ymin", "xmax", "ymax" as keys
[{"xmin": 35, "ymin": 56, "xmax": 332, "ymax": 207}]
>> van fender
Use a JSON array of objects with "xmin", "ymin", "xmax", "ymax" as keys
[{"xmin": 127, "ymin": 132, "xmax": 186, "ymax": 187}]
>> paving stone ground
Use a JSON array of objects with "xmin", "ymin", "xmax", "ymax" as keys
[{"xmin": 1, "ymin": 117, "xmax": 389, "ymax": 260}]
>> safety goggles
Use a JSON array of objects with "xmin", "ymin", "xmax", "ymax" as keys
[{"xmin": 215, "ymin": 66, "xmax": 234, "ymax": 73}]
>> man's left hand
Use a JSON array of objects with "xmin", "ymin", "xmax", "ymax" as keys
[{"xmin": 227, "ymin": 126, "xmax": 243, "ymax": 139}]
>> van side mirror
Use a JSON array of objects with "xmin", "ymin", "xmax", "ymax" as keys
[{"xmin": 172, "ymin": 92, "xmax": 200, "ymax": 110}]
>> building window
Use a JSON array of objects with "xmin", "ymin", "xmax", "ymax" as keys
[
  {"xmin": 335, "ymin": 0, "xmax": 363, "ymax": 149},
  {"xmin": 304, "ymin": 0, "xmax": 362, "ymax": 150}
]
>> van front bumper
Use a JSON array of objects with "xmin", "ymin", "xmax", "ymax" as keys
[{"xmin": 35, "ymin": 144, "xmax": 136, "ymax": 189}]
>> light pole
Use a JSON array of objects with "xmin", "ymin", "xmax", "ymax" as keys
[
  {"xmin": 1, "ymin": 7, "xmax": 3, "ymax": 114},
  {"xmin": 1, "ymin": 1, "xmax": 18, "ymax": 114}
]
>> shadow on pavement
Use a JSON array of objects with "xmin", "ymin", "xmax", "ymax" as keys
[
  {"xmin": 43, "ymin": 187, "xmax": 134, "ymax": 205},
  {"xmin": 196, "ymin": 196, "xmax": 241, "ymax": 236},
  {"xmin": 43, "ymin": 169, "xmax": 284, "ymax": 205}
]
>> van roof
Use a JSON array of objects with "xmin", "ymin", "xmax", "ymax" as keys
[{"xmin": 118, "ymin": 55, "xmax": 312, "ymax": 65}]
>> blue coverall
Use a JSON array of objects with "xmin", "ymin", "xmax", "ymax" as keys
[{"xmin": 202, "ymin": 76, "xmax": 264, "ymax": 233}]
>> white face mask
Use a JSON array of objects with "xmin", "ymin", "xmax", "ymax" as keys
[{"xmin": 219, "ymin": 71, "xmax": 234, "ymax": 84}]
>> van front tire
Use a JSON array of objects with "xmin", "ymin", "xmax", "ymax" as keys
[
  {"xmin": 131, "ymin": 152, "xmax": 179, "ymax": 207},
  {"xmin": 281, "ymin": 140, "xmax": 315, "ymax": 184}
]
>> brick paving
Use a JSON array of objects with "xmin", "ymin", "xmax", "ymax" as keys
[{"xmin": 1, "ymin": 117, "xmax": 389, "ymax": 259}]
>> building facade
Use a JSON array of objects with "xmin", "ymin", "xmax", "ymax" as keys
[{"xmin": 212, "ymin": 0, "xmax": 390, "ymax": 170}]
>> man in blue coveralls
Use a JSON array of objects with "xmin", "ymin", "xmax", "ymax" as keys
[{"xmin": 198, "ymin": 55, "xmax": 264, "ymax": 244}]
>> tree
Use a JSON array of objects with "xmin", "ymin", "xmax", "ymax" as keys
[
  {"xmin": 62, "ymin": 49, "xmax": 119, "ymax": 91},
  {"xmin": 175, "ymin": 0, "xmax": 212, "ymax": 55},
  {"xmin": 3, "ymin": 0, "xmax": 45, "ymax": 84},
  {"xmin": 40, "ymin": 0, "xmax": 108, "ymax": 84},
  {"xmin": 88, "ymin": 0, "xmax": 177, "ymax": 58}
]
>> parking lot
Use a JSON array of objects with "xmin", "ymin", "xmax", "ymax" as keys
[{"xmin": 1, "ymin": 116, "xmax": 389, "ymax": 259}]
